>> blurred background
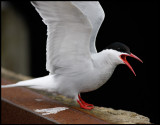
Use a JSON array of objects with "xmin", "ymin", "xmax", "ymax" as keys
[{"xmin": 1, "ymin": 1, "xmax": 158, "ymax": 123}]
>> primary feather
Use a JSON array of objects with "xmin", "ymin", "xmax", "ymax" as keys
[{"xmin": 72, "ymin": 1, "xmax": 105, "ymax": 53}]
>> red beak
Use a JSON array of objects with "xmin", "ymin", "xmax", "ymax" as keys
[{"xmin": 120, "ymin": 53, "xmax": 143, "ymax": 76}]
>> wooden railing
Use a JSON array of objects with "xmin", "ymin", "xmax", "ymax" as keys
[{"xmin": 1, "ymin": 68, "xmax": 151, "ymax": 124}]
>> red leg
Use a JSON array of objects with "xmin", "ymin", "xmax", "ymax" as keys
[
  {"xmin": 77, "ymin": 100, "xmax": 94, "ymax": 110},
  {"xmin": 78, "ymin": 94, "xmax": 94, "ymax": 107}
]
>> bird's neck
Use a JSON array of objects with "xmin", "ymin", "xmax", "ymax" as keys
[
  {"xmin": 91, "ymin": 50, "xmax": 118, "ymax": 85},
  {"xmin": 91, "ymin": 50, "xmax": 118, "ymax": 68}
]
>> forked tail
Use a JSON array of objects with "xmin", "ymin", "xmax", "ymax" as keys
[
  {"xmin": 1, "ymin": 84, "xmax": 21, "ymax": 88},
  {"xmin": 1, "ymin": 75, "xmax": 57, "ymax": 92}
]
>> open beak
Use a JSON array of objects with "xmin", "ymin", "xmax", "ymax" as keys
[{"xmin": 120, "ymin": 53, "xmax": 143, "ymax": 76}]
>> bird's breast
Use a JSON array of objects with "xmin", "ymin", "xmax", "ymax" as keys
[{"xmin": 79, "ymin": 65, "xmax": 115, "ymax": 93}]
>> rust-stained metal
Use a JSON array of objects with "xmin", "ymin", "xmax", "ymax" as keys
[{"xmin": 1, "ymin": 79, "xmax": 109, "ymax": 124}]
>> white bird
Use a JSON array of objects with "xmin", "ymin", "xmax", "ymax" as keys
[{"xmin": 2, "ymin": 1, "xmax": 143, "ymax": 110}]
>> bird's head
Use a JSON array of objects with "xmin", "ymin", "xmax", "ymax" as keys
[{"xmin": 106, "ymin": 42, "xmax": 143, "ymax": 76}]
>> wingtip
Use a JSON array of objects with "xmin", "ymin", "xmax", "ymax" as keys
[{"xmin": 30, "ymin": 1, "xmax": 38, "ymax": 6}]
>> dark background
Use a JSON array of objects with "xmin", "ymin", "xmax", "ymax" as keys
[{"xmin": 8, "ymin": 1, "xmax": 159, "ymax": 123}]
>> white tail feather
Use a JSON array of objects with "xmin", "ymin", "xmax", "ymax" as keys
[
  {"xmin": 1, "ymin": 75, "xmax": 57, "ymax": 92},
  {"xmin": 1, "ymin": 84, "xmax": 20, "ymax": 88}
]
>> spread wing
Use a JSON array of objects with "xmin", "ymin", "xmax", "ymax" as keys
[
  {"xmin": 31, "ymin": 1, "xmax": 104, "ymax": 75},
  {"xmin": 72, "ymin": 1, "xmax": 105, "ymax": 53}
]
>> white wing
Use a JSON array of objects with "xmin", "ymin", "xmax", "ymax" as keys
[
  {"xmin": 31, "ymin": 1, "xmax": 93, "ymax": 75},
  {"xmin": 72, "ymin": 1, "xmax": 105, "ymax": 53}
]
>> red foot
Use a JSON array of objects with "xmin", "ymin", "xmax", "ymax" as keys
[
  {"xmin": 78, "ymin": 94, "xmax": 94, "ymax": 107},
  {"xmin": 77, "ymin": 100, "xmax": 94, "ymax": 110},
  {"xmin": 77, "ymin": 94, "xmax": 94, "ymax": 110}
]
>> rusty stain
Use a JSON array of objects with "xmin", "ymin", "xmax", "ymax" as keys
[{"xmin": 1, "ymin": 79, "xmax": 109, "ymax": 124}]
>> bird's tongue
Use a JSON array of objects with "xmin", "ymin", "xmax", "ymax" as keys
[{"xmin": 120, "ymin": 53, "xmax": 143, "ymax": 76}]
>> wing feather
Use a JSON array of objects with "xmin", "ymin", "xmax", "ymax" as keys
[
  {"xmin": 72, "ymin": 1, "xmax": 105, "ymax": 53},
  {"xmin": 31, "ymin": 1, "xmax": 93, "ymax": 75}
]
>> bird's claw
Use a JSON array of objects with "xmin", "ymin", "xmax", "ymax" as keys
[
  {"xmin": 77, "ymin": 94, "xmax": 94, "ymax": 110},
  {"xmin": 77, "ymin": 100, "xmax": 94, "ymax": 110}
]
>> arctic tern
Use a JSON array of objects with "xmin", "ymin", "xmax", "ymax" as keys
[{"xmin": 2, "ymin": 1, "xmax": 143, "ymax": 110}]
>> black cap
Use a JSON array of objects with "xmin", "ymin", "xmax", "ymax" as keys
[{"xmin": 106, "ymin": 42, "xmax": 131, "ymax": 54}]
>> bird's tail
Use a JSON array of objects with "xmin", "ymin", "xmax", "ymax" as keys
[
  {"xmin": 1, "ymin": 75, "xmax": 57, "ymax": 92},
  {"xmin": 1, "ymin": 84, "xmax": 21, "ymax": 88}
]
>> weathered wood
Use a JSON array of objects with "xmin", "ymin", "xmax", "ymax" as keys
[{"xmin": 1, "ymin": 67, "xmax": 151, "ymax": 124}]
